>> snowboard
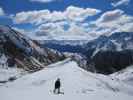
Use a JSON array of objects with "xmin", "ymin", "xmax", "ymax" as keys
[{"xmin": 50, "ymin": 90, "xmax": 64, "ymax": 95}]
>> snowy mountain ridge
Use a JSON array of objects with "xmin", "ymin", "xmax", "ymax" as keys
[{"xmin": 0, "ymin": 25, "xmax": 66, "ymax": 72}]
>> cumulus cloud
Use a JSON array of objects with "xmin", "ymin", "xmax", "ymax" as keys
[
  {"xmin": 0, "ymin": 7, "xmax": 5, "ymax": 16},
  {"xmin": 111, "ymin": 0, "xmax": 130, "ymax": 7},
  {"xmin": 65, "ymin": 6, "xmax": 101, "ymax": 22},
  {"xmin": 97, "ymin": 9, "xmax": 124, "ymax": 22},
  {"xmin": 30, "ymin": 0, "xmax": 56, "ymax": 3},
  {"xmin": 12, "ymin": 6, "xmax": 101, "ymax": 25},
  {"xmin": 34, "ymin": 22, "xmax": 93, "ymax": 40},
  {"xmin": 12, "ymin": 10, "xmax": 52, "ymax": 25},
  {"xmin": 11, "ymin": 6, "xmax": 133, "ymax": 40},
  {"xmin": 11, "ymin": 6, "xmax": 101, "ymax": 40},
  {"xmin": 91, "ymin": 9, "xmax": 133, "ymax": 36}
]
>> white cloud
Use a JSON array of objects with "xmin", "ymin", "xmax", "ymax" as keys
[
  {"xmin": 111, "ymin": 0, "xmax": 130, "ymax": 7},
  {"xmin": 11, "ymin": 6, "xmax": 101, "ymax": 40},
  {"xmin": 97, "ymin": 9, "xmax": 124, "ymax": 22},
  {"xmin": 32, "ymin": 18, "xmax": 103, "ymax": 40},
  {"xmin": 30, "ymin": 0, "xmax": 56, "ymax": 3},
  {"xmin": 11, "ymin": 2, "xmax": 133, "ymax": 40},
  {"xmin": 12, "ymin": 6, "xmax": 101, "ymax": 25},
  {"xmin": 0, "ymin": 7, "xmax": 5, "ymax": 16},
  {"xmin": 12, "ymin": 10, "xmax": 52, "ymax": 25},
  {"xmin": 12, "ymin": 7, "xmax": 133, "ymax": 40},
  {"xmin": 65, "ymin": 6, "xmax": 101, "ymax": 22},
  {"xmin": 91, "ymin": 9, "xmax": 133, "ymax": 36},
  {"xmin": 34, "ymin": 22, "xmax": 93, "ymax": 40}
]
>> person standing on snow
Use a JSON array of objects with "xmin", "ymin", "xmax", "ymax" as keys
[{"xmin": 53, "ymin": 78, "xmax": 61, "ymax": 94}]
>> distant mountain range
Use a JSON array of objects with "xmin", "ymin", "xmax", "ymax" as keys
[
  {"xmin": 41, "ymin": 40, "xmax": 86, "ymax": 54},
  {"xmin": 41, "ymin": 32, "xmax": 133, "ymax": 74}
]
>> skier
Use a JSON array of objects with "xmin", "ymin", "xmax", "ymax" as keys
[{"xmin": 53, "ymin": 78, "xmax": 61, "ymax": 94}]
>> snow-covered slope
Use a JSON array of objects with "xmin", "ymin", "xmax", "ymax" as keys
[
  {"xmin": 0, "ymin": 54, "xmax": 26, "ymax": 83},
  {"xmin": 0, "ymin": 65, "xmax": 25, "ymax": 83},
  {"xmin": 110, "ymin": 65, "xmax": 133, "ymax": 86},
  {"xmin": 0, "ymin": 59, "xmax": 133, "ymax": 100}
]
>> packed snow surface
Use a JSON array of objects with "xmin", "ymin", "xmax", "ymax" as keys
[{"xmin": 0, "ymin": 59, "xmax": 133, "ymax": 100}]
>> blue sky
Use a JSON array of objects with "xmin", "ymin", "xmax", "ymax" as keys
[
  {"xmin": 0, "ymin": 0, "xmax": 133, "ymax": 40},
  {"xmin": 0, "ymin": 0, "xmax": 133, "ymax": 13}
]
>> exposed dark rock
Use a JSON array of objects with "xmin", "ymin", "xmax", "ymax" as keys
[
  {"xmin": 91, "ymin": 50, "xmax": 133, "ymax": 74},
  {"xmin": 0, "ymin": 25, "xmax": 66, "ymax": 72}
]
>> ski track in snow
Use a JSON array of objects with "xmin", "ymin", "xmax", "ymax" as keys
[{"xmin": 0, "ymin": 59, "xmax": 133, "ymax": 100}]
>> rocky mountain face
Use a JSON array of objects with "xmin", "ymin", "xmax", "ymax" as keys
[
  {"xmin": 0, "ymin": 25, "xmax": 66, "ymax": 72},
  {"xmin": 83, "ymin": 32, "xmax": 133, "ymax": 74}
]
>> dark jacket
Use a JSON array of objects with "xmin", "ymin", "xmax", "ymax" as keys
[{"xmin": 55, "ymin": 79, "xmax": 61, "ymax": 89}]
